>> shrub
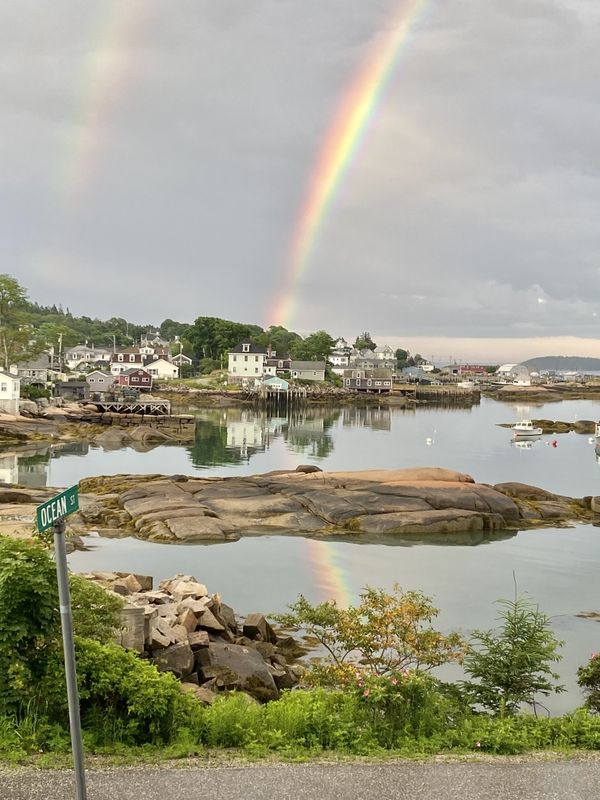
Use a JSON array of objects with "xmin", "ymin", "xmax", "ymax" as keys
[
  {"xmin": 69, "ymin": 574, "xmax": 124, "ymax": 642},
  {"xmin": 0, "ymin": 538, "xmax": 60, "ymax": 715},
  {"xmin": 462, "ymin": 595, "xmax": 564, "ymax": 716},
  {"xmin": 276, "ymin": 585, "xmax": 464, "ymax": 687},
  {"xmin": 41, "ymin": 639, "xmax": 202, "ymax": 746},
  {"xmin": 577, "ymin": 652, "xmax": 600, "ymax": 713}
]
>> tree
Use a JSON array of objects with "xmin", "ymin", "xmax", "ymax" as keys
[
  {"xmin": 462, "ymin": 594, "xmax": 564, "ymax": 716},
  {"xmin": 395, "ymin": 348, "xmax": 409, "ymax": 369},
  {"xmin": 253, "ymin": 325, "xmax": 302, "ymax": 356},
  {"xmin": 0, "ymin": 274, "xmax": 39, "ymax": 368},
  {"xmin": 276, "ymin": 585, "xmax": 464, "ymax": 687},
  {"xmin": 354, "ymin": 332, "xmax": 377, "ymax": 351},
  {"xmin": 290, "ymin": 330, "xmax": 335, "ymax": 363}
]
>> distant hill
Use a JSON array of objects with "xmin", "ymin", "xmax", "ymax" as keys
[{"xmin": 522, "ymin": 356, "xmax": 600, "ymax": 373}]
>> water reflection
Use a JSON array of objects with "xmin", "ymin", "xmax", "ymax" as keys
[{"xmin": 186, "ymin": 406, "xmax": 392, "ymax": 467}]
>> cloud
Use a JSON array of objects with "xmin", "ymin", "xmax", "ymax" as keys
[{"xmin": 0, "ymin": 0, "xmax": 599, "ymax": 357}]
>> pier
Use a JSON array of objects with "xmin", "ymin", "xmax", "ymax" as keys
[{"xmin": 88, "ymin": 398, "xmax": 171, "ymax": 415}]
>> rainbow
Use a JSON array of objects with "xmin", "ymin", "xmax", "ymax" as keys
[
  {"xmin": 63, "ymin": 2, "xmax": 144, "ymax": 203},
  {"xmin": 268, "ymin": 0, "xmax": 433, "ymax": 327},
  {"xmin": 305, "ymin": 538, "xmax": 354, "ymax": 607}
]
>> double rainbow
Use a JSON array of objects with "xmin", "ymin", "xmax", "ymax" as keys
[{"xmin": 268, "ymin": 0, "xmax": 432, "ymax": 328}]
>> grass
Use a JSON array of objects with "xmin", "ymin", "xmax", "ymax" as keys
[{"xmin": 3, "ymin": 689, "xmax": 600, "ymax": 767}]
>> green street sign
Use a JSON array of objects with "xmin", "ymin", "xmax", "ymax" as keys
[{"xmin": 36, "ymin": 485, "xmax": 79, "ymax": 533}]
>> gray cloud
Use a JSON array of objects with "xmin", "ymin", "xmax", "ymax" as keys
[{"xmin": 1, "ymin": 0, "xmax": 599, "ymax": 349}]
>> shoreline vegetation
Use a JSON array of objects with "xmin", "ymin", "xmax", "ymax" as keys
[{"xmin": 2, "ymin": 537, "xmax": 600, "ymax": 765}]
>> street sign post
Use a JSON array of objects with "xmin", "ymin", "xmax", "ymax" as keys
[
  {"xmin": 37, "ymin": 486, "xmax": 87, "ymax": 800},
  {"xmin": 36, "ymin": 485, "xmax": 79, "ymax": 533}
]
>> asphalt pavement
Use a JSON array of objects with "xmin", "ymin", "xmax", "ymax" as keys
[{"xmin": 2, "ymin": 760, "xmax": 600, "ymax": 800}]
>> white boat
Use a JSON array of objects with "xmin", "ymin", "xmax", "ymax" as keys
[{"xmin": 512, "ymin": 420, "xmax": 543, "ymax": 437}]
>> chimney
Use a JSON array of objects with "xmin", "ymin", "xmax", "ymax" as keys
[{"xmin": 9, "ymin": 364, "xmax": 18, "ymax": 376}]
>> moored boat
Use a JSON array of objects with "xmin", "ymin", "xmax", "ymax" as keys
[{"xmin": 512, "ymin": 420, "xmax": 543, "ymax": 437}]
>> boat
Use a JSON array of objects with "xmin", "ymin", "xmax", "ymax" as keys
[
  {"xmin": 595, "ymin": 422, "xmax": 600, "ymax": 454},
  {"xmin": 512, "ymin": 420, "xmax": 543, "ymax": 437}
]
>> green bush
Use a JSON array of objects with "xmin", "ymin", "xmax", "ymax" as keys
[
  {"xmin": 0, "ymin": 538, "xmax": 60, "ymax": 716},
  {"xmin": 69, "ymin": 574, "xmax": 124, "ymax": 642},
  {"xmin": 40, "ymin": 639, "xmax": 202, "ymax": 746},
  {"xmin": 577, "ymin": 653, "xmax": 600, "ymax": 713}
]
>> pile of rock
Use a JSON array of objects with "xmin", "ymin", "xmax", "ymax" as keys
[{"xmin": 82, "ymin": 571, "xmax": 305, "ymax": 704}]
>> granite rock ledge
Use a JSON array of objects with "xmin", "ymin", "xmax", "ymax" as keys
[{"xmin": 73, "ymin": 467, "xmax": 598, "ymax": 542}]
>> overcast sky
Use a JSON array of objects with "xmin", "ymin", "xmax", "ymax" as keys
[{"xmin": 2, "ymin": 0, "xmax": 600, "ymax": 361}]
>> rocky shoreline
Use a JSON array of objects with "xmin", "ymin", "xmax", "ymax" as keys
[
  {"xmin": 2, "ymin": 467, "xmax": 598, "ymax": 543},
  {"xmin": 82, "ymin": 571, "xmax": 305, "ymax": 703}
]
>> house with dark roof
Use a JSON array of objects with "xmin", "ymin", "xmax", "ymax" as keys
[
  {"xmin": 343, "ymin": 368, "xmax": 393, "ymax": 394},
  {"xmin": 116, "ymin": 368, "xmax": 153, "ymax": 391},
  {"xmin": 227, "ymin": 340, "xmax": 268, "ymax": 384}
]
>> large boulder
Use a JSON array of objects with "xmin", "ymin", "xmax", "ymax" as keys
[
  {"xmin": 152, "ymin": 642, "xmax": 194, "ymax": 678},
  {"xmin": 201, "ymin": 641, "xmax": 279, "ymax": 702},
  {"xmin": 243, "ymin": 613, "xmax": 278, "ymax": 644}
]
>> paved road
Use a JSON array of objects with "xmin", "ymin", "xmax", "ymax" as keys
[{"xmin": 3, "ymin": 760, "xmax": 600, "ymax": 800}]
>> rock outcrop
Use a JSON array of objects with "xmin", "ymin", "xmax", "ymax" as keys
[
  {"xmin": 82, "ymin": 571, "xmax": 305, "ymax": 702},
  {"xmin": 74, "ymin": 467, "xmax": 597, "ymax": 542}
]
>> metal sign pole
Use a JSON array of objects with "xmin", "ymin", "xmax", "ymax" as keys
[{"xmin": 53, "ymin": 517, "xmax": 87, "ymax": 800}]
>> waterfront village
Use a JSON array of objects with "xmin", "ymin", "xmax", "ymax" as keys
[{"xmin": 0, "ymin": 328, "xmax": 580, "ymax": 416}]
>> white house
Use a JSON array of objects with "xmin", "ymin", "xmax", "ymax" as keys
[
  {"xmin": 228, "ymin": 340, "xmax": 268, "ymax": 384},
  {"xmin": 172, "ymin": 352, "xmax": 193, "ymax": 367},
  {"xmin": 0, "ymin": 368, "xmax": 21, "ymax": 415},
  {"xmin": 145, "ymin": 358, "xmax": 179, "ymax": 380},
  {"xmin": 64, "ymin": 345, "xmax": 112, "ymax": 370},
  {"xmin": 374, "ymin": 345, "xmax": 395, "ymax": 361}
]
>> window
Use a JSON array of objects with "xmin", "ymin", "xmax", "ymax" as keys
[
  {"xmin": 118, "ymin": 354, "xmax": 124, "ymax": 362},
  {"xmin": 345, "ymin": 379, "xmax": 350, "ymax": 386},
  {"xmin": 244, "ymin": 355, "xmax": 248, "ymax": 362},
  {"xmin": 142, "ymin": 377, "xmax": 149, "ymax": 383},
  {"xmin": 375, "ymin": 381, "xmax": 381, "ymax": 386},
  {"xmin": 367, "ymin": 380, "xmax": 372, "ymax": 386},
  {"xmin": 356, "ymin": 379, "xmax": 361, "ymax": 386},
  {"xmin": 313, "ymin": 371, "xmax": 317, "ymax": 376},
  {"xmin": 232, "ymin": 367, "xmax": 236, "ymax": 373},
  {"xmin": 255, "ymin": 368, "xmax": 258, "ymax": 373},
  {"xmin": 98, "ymin": 378, "xmax": 104, "ymax": 384},
  {"xmin": 242, "ymin": 343, "xmax": 250, "ymax": 353},
  {"xmin": 129, "ymin": 354, "xmax": 135, "ymax": 362},
  {"xmin": 0, "ymin": 383, "xmax": 6, "ymax": 392},
  {"xmin": 233, "ymin": 355, "xmax": 237, "ymax": 362}
]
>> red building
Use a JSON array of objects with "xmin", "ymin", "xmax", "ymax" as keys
[{"xmin": 116, "ymin": 368, "xmax": 153, "ymax": 392}]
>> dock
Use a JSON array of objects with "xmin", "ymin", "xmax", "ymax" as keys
[{"xmin": 88, "ymin": 398, "xmax": 171, "ymax": 415}]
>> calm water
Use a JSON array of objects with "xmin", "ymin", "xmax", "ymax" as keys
[{"xmin": 4, "ymin": 397, "xmax": 600, "ymax": 711}]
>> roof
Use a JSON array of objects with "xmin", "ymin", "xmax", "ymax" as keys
[
  {"xmin": 0, "ymin": 370, "xmax": 19, "ymax": 380},
  {"xmin": 290, "ymin": 361, "xmax": 326, "ymax": 371},
  {"xmin": 65, "ymin": 345, "xmax": 111, "ymax": 354},
  {"xmin": 121, "ymin": 368, "xmax": 152, "ymax": 377},
  {"xmin": 86, "ymin": 371, "xmax": 113, "ymax": 378},
  {"xmin": 229, "ymin": 340, "xmax": 268, "ymax": 355}
]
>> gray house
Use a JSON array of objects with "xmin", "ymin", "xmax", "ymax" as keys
[
  {"xmin": 85, "ymin": 370, "xmax": 114, "ymax": 394},
  {"xmin": 343, "ymin": 368, "xmax": 393, "ymax": 394},
  {"xmin": 290, "ymin": 361, "xmax": 326, "ymax": 382}
]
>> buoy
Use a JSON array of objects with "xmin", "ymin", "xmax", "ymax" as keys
[
  {"xmin": 551, "ymin": 440, "xmax": 558, "ymax": 448},
  {"xmin": 426, "ymin": 437, "xmax": 433, "ymax": 446}
]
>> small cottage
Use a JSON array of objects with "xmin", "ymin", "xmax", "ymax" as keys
[
  {"xmin": 290, "ymin": 361, "xmax": 326, "ymax": 382},
  {"xmin": 116, "ymin": 369, "xmax": 153, "ymax": 391},
  {"xmin": 0, "ymin": 369, "xmax": 20, "ymax": 415}
]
